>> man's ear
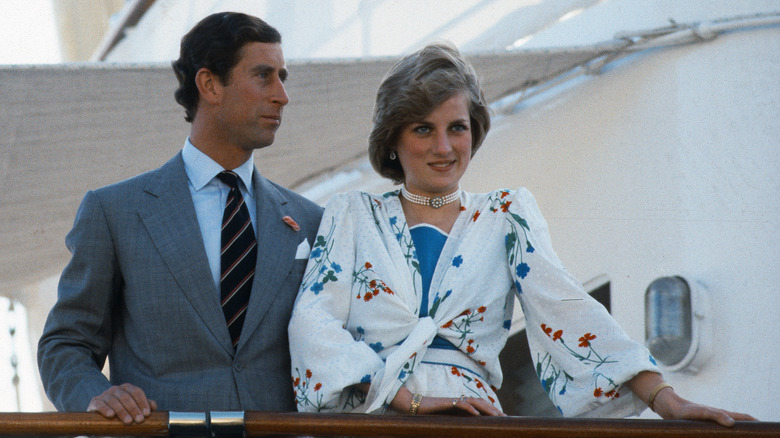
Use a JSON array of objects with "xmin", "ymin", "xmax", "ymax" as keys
[{"xmin": 195, "ymin": 67, "xmax": 222, "ymax": 105}]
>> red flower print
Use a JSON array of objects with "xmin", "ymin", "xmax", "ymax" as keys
[
  {"xmin": 579, "ymin": 333, "xmax": 596, "ymax": 347},
  {"xmin": 541, "ymin": 324, "xmax": 553, "ymax": 337},
  {"xmin": 459, "ymin": 309, "xmax": 472, "ymax": 317},
  {"xmin": 479, "ymin": 360, "xmax": 487, "ymax": 366},
  {"xmin": 369, "ymin": 280, "xmax": 377, "ymax": 288},
  {"xmin": 500, "ymin": 201, "xmax": 512, "ymax": 212},
  {"xmin": 385, "ymin": 287, "xmax": 394, "ymax": 295},
  {"xmin": 475, "ymin": 378, "xmax": 484, "ymax": 389},
  {"xmin": 488, "ymin": 396, "xmax": 495, "ymax": 403},
  {"xmin": 442, "ymin": 321, "xmax": 453, "ymax": 329},
  {"xmin": 364, "ymin": 262, "xmax": 372, "ymax": 269},
  {"xmin": 472, "ymin": 210, "xmax": 481, "ymax": 222},
  {"xmin": 451, "ymin": 366, "xmax": 461, "ymax": 376},
  {"xmin": 552, "ymin": 330, "xmax": 563, "ymax": 341},
  {"xmin": 294, "ymin": 377, "xmax": 300, "ymax": 386},
  {"xmin": 594, "ymin": 387, "xmax": 603, "ymax": 397},
  {"xmin": 477, "ymin": 306, "xmax": 487, "ymax": 313},
  {"xmin": 314, "ymin": 383, "xmax": 322, "ymax": 391},
  {"xmin": 604, "ymin": 389, "xmax": 615, "ymax": 398},
  {"xmin": 500, "ymin": 191, "xmax": 509, "ymax": 198},
  {"xmin": 305, "ymin": 369, "xmax": 312, "ymax": 379},
  {"xmin": 466, "ymin": 345, "xmax": 475, "ymax": 353},
  {"xmin": 364, "ymin": 293, "xmax": 373, "ymax": 302},
  {"xmin": 460, "ymin": 205, "xmax": 466, "ymax": 211}
]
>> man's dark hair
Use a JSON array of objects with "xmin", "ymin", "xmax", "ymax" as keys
[{"xmin": 172, "ymin": 12, "xmax": 282, "ymax": 122}]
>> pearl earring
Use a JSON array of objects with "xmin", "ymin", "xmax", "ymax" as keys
[{"xmin": 389, "ymin": 151, "xmax": 397, "ymax": 160}]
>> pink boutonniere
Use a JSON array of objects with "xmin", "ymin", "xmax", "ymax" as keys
[{"xmin": 282, "ymin": 215, "xmax": 300, "ymax": 231}]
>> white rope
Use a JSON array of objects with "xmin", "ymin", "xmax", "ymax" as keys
[{"xmin": 492, "ymin": 11, "xmax": 780, "ymax": 114}]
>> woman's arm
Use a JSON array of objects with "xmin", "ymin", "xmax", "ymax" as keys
[{"xmin": 625, "ymin": 371, "xmax": 757, "ymax": 426}]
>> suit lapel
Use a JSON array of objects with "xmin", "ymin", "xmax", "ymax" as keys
[
  {"xmin": 137, "ymin": 153, "xmax": 234, "ymax": 355},
  {"xmin": 236, "ymin": 169, "xmax": 299, "ymax": 350}
]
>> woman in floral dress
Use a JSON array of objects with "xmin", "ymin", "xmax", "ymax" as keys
[{"xmin": 288, "ymin": 43, "xmax": 754, "ymax": 425}]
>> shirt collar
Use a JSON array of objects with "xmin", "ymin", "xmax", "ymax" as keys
[{"xmin": 182, "ymin": 138, "xmax": 255, "ymax": 195}]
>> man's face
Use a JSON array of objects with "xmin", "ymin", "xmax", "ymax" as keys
[{"xmin": 216, "ymin": 42, "xmax": 289, "ymax": 151}]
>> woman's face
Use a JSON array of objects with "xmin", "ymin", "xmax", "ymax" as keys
[{"xmin": 396, "ymin": 92, "xmax": 472, "ymax": 197}]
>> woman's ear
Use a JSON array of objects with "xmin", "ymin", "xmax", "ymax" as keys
[{"xmin": 195, "ymin": 67, "xmax": 222, "ymax": 105}]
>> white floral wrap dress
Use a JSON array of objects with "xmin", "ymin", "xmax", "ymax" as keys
[{"xmin": 289, "ymin": 188, "xmax": 659, "ymax": 417}]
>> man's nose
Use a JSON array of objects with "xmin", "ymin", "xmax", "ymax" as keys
[{"xmin": 272, "ymin": 79, "xmax": 289, "ymax": 106}]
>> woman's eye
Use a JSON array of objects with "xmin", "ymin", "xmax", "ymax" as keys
[
  {"xmin": 412, "ymin": 125, "xmax": 431, "ymax": 134},
  {"xmin": 451, "ymin": 123, "xmax": 469, "ymax": 132}
]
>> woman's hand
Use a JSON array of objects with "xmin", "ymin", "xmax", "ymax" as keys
[
  {"xmin": 651, "ymin": 385, "xmax": 757, "ymax": 426},
  {"xmin": 626, "ymin": 371, "xmax": 757, "ymax": 427},
  {"xmin": 389, "ymin": 385, "xmax": 506, "ymax": 416},
  {"xmin": 417, "ymin": 395, "xmax": 507, "ymax": 416}
]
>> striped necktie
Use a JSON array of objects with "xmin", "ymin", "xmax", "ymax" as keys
[{"xmin": 217, "ymin": 171, "xmax": 257, "ymax": 348}]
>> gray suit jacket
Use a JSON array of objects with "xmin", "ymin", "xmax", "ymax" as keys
[{"xmin": 38, "ymin": 152, "xmax": 323, "ymax": 412}]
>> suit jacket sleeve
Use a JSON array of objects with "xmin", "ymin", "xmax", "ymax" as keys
[{"xmin": 38, "ymin": 190, "xmax": 118, "ymax": 410}]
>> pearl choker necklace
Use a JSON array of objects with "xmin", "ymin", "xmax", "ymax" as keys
[{"xmin": 401, "ymin": 186, "xmax": 461, "ymax": 209}]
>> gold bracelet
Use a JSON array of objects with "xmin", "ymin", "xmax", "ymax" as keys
[
  {"xmin": 648, "ymin": 382, "xmax": 673, "ymax": 412},
  {"xmin": 409, "ymin": 393, "xmax": 423, "ymax": 415}
]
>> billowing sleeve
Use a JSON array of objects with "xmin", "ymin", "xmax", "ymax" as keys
[
  {"xmin": 505, "ymin": 188, "xmax": 659, "ymax": 417},
  {"xmin": 288, "ymin": 193, "xmax": 385, "ymax": 412}
]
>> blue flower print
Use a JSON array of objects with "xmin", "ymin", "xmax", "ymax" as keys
[
  {"xmin": 452, "ymin": 255, "xmax": 463, "ymax": 267},
  {"xmin": 516, "ymin": 262, "xmax": 530, "ymax": 279},
  {"xmin": 369, "ymin": 342, "xmax": 384, "ymax": 353},
  {"xmin": 361, "ymin": 374, "xmax": 372, "ymax": 384},
  {"xmin": 310, "ymin": 282, "xmax": 324, "ymax": 294},
  {"xmin": 526, "ymin": 241, "xmax": 535, "ymax": 253},
  {"xmin": 389, "ymin": 216, "xmax": 397, "ymax": 225},
  {"xmin": 503, "ymin": 320, "xmax": 512, "ymax": 330},
  {"xmin": 514, "ymin": 280, "xmax": 523, "ymax": 294},
  {"xmin": 310, "ymin": 247, "xmax": 323, "ymax": 259},
  {"xmin": 331, "ymin": 262, "xmax": 342, "ymax": 273},
  {"xmin": 649, "ymin": 355, "xmax": 657, "ymax": 366}
]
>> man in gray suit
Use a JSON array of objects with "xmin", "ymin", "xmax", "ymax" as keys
[{"xmin": 38, "ymin": 12, "xmax": 323, "ymax": 424}]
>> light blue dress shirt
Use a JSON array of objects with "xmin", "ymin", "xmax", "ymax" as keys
[{"xmin": 181, "ymin": 138, "xmax": 257, "ymax": 289}]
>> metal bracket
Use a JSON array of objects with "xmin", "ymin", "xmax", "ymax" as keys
[
  {"xmin": 168, "ymin": 411, "xmax": 246, "ymax": 437},
  {"xmin": 169, "ymin": 411, "xmax": 209, "ymax": 437},
  {"xmin": 210, "ymin": 411, "xmax": 245, "ymax": 438}
]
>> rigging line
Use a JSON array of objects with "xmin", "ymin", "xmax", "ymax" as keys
[{"xmin": 491, "ymin": 11, "xmax": 780, "ymax": 115}]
